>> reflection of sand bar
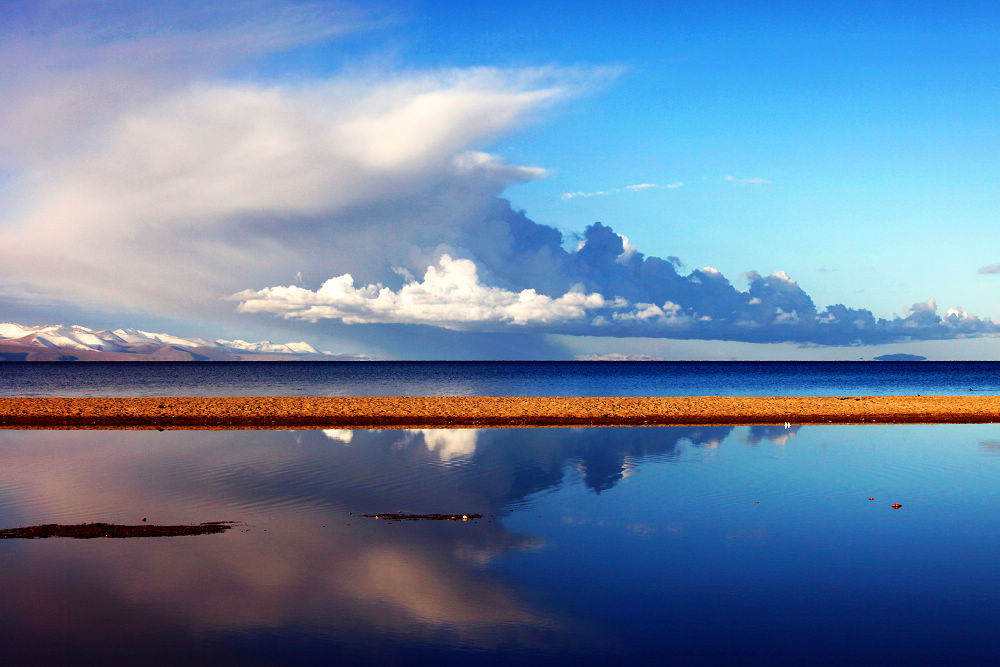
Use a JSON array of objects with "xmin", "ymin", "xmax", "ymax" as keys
[
  {"xmin": 0, "ymin": 521, "xmax": 234, "ymax": 539},
  {"xmin": 2, "ymin": 396, "xmax": 1000, "ymax": 429}
]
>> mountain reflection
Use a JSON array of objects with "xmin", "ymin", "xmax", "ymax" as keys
[{"xmin": 0, "ymin": 425, "xmax": 794, "ymax": 660}]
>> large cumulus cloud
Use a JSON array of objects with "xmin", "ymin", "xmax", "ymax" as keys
[
  {"xmin": 0, "ymin": 1, "xmax": 605, "ymax": 326},
  {"xmin": 0, "ymin": 65, "xmax": 578, "ymax": 316}
]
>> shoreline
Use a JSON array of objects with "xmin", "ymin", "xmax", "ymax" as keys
[{"xmin": 1, "ymin": 395, "xmax": 999, "ymax": 429}]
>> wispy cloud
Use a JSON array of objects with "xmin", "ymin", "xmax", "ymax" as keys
[
  {"xmin": 0, "ymin": 0, "xmax": 365, "ymax": 158},
  {"xmin": 561, "ymin": 181, "xmax": 678, "ymax": 199},
  {"xmin": 725, "ymin": 175, "xmax": 771, "ymax": 185},
  {"xmin": 453, "ymin": 151, "xmax": 548, "ymax": 182},
  {"xmin": 561, "ymin": 190, "xmax": 615, "ymax": 200},
  {"xmin": 979, "ymin": 264, "xmax": 1000, "ymax": 274}
]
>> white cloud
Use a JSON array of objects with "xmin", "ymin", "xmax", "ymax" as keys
[
  {"xmin": 945, "ymin": 306, "xmax": 975, "ymax": 322},
  {"xmin": 234, "ymin": 254, "xmax": 608, "ymax": 329},
  {"xmin": 665, "ymin": 181, "xmax": 684, "ymax": 189},
  {"xmin": 625, "ymin": 183, "xmax": 658, "ymax": 191},
  {"xmin": 769, "ymin": 270, "xmax": 795, "ymax": 283},
  {"xmin": 774, "ymin": 307, "xmax": 800, "ymax": 324},
  {"xmin": 725, "ymin": 174, "xmax": 771, "ymax": 185},
  {"xmin": 612, "ymin": 301, "xmax": 690, "ymax": 326},
  {"xmin": 906, "ymin": 297, "xmax": 937, "ymax": 315},
  {"xmin": 616, "ymin": 234, "xmax": 637, "ymax": 264}
]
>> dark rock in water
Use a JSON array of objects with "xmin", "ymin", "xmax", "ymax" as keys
[
  {"xmin": 873, "ymin": 354, "xmax": 927, "ymax": 361},
  {"xmin": 0, "ymin": 521, "xmax": 233, "ymax": 539}
]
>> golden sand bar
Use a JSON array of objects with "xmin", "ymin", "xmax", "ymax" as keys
[{"xmin": 1, "ymin": 396, "xmax": 999, "ymax": 429}]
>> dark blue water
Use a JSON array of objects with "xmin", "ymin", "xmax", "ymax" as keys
[
  {"xmin": 4, "ymin": 424, "xmax": 1000, "ymax": 664},
  {"xmin": 3, "ymin": 360, "xmax": 1000, "ymax": 396}
]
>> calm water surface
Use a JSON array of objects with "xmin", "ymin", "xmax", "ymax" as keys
[
  {"xmin": 3, "ymin": 424, "xmax": 1000, "ymax": 664},
  {"xmin": 4, "ymin": 360, "xmax": 1000, "ymax": 396}
]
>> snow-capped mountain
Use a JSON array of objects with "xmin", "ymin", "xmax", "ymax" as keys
[
  {"xmin": 216, "ymin": 339, "xmax": 319, "ymax": 355},
  {"xmin": 0, "ymin": 323, "xmax": 348, "ymax": 361}
]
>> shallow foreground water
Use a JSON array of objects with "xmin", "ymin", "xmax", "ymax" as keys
[{"xmin": 3, "ymin": 424, "xmax": 1000, "ymax": 664}]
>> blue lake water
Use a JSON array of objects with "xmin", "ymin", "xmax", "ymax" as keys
[
  {"xmin": 3, "ymin": 360, "xmax": 1000, "ymax": 396},
  {"xmin": 3, "ymin": 424, "xmax": 1000, "ymax": 663}
]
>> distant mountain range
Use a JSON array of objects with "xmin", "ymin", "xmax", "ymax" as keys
[{"xmin": 0, "ymin": 323, "xmax": 359, "ymax": 361}]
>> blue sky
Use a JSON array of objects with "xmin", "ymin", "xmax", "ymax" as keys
[{"xmin": 1, "ymin": 0, "xmax": 999, "ymax": 359}]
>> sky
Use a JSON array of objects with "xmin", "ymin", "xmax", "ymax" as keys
[{"xmin": 1, "ymin": 0, "xmax": 999, "ymax": 359}]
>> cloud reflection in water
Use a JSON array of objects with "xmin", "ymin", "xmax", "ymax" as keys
[{"xmin": 0, "ymin": 425, "xmax": 797, "ymax": 661}]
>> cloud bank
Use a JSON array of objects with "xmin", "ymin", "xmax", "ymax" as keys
[{"xmin": 237, "ymin": 216, "xmax": 1000, "ymax": 345}]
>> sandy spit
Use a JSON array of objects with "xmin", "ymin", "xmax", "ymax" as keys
[{"xmin": 1, "ymin": 396, "xmax": 999, "ymax": 429}]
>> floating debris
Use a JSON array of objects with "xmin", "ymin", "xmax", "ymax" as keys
[
  {"xmin": 0, "ymin": 521, "xmax": 234, "ymax": 539},
  {"xmin": 362, "ymin": 513, "xmax": 483, "ymax": 523}
]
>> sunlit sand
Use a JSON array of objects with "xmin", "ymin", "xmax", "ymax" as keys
[{"xmin": 2, "ymin": 395, "xmax": 999, "ymax": 429}]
